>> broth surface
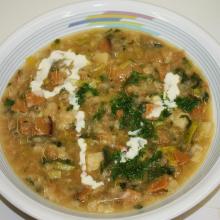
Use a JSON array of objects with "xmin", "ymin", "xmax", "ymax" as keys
[{"xmin": 0, "ymin": 28, "xmax": 214, "ymax": 213}]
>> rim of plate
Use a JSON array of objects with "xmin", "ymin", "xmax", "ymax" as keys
[{"xmin": 0, "ymin": 1, "xmax": 220, "ymax": 220}]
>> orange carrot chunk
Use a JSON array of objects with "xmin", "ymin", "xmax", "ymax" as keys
[
  {"xmin": 33, "ymin": 117, "xmax": 53, "ymax": 136},
  {"xmin": 18, "ymin": 118, "xmax": 33, "ymax": 135},
  {"xmin": 173, "ymin": 150, "xmax": 190, "ymax": 165},
  {"xmin": 11, "ymin": 100, "xmax": 28, "ymax": 113},
  {"xmin": 26, "ymin": 92, "xmax": 45, "ymax": 108},
  {"xmin": 148, "ymin": 176, "xmax": 169, "ymax": 193},
  {"xmin": 98, "ymin": 38, "xmax": 112, "ymax": 53},
  {"xmin": 48, "ymin": 71, "xmax": 66, "ymax": 87}
]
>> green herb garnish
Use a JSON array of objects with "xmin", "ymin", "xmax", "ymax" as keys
[
  {"xmin": 175, "ymin": 96, "xmax": 200, "ymax": 112},
  {"xmin": 76, "ymin": 83, "xmax": 99, "ymax": 105},
  {"xmin": 42, "ymin": 157, "xmax": 73, "ymax": 165},
  {"xmin": 123, "ymin": 71, "xmax": 146, "ymax": 87},
  {"xmin": 111, "ymin": 92, "xmax": 155, "ymax": 138},
  {"xmin": 93, "ymin": 104, "xmax": 106, "ymax": 121},
  {"xmin": 4, "ymin": 98, "xmax": 15, "ymax": 107}
]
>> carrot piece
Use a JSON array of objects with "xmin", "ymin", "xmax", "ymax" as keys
[
  {"xmin": 33, "ymin": 117, "xmax": 53, "ymax": 136},
  {"xmin": 19, "ymin": 117, "xmax": 53, "ymax": 136},
  {"xmin": 145, "ymin": 103, "xmax": 154, "ymax": 116},
  {"xmin": 191, "ymin": 105, "xmax": 205, "ymax": 120},
  {"xmin": 48, "ymin": 71, "xmax": 66, "ymax": 87},
  {"xmin": 157, "ymin": 129, "xmax": 170, "ymax": 145},
  {"xmin": 173, "ymin": 150, "xmax": 190, "ymax": 165},
  {"xmin": 75, "ymin": 187, "xmax": 92, "ymax": 203},
  {"xmin": 11, "ymin": 100, "xmax": 28, "ymax": 113},
  {"xmin": 107, "ymin": 65, "xmax": 131, "ymax": 82},
  {"xmin": 116, "ymin": 110, "xmax": 123, "ymax": 118},
  {"xmin": 18, "ymin": 118, "xmax": 33, "ymax": 135},
  {"xmin": 98, "ymin": 38, "xmax": 112, "ymax": 53},
  {"xmin": 148, "ymin": 176, "xmax": 169, "ymax": 193},
  {"xmin": 26, "ymin": 92, "xmax": 45, "ymax": 108}
]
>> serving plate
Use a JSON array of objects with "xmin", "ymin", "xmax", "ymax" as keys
[{"xmin": 0, "ymin": 1, "xmax": 220, "ymax": 219}]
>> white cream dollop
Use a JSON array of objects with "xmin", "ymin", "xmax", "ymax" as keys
[
  {"xmin": 120, "ymin": 137, "xmax": 147, "ymax": 163},
  {"xmin": 78, "ymin": 138, "xmax": 104, "ymax": 189},
  {"xmin": 163, "ymin": 72, "xmax": 180, "ymax": 108},
  {"xmin": 30, "ymin": 50, "xmax": 88, "ymax": 99}
]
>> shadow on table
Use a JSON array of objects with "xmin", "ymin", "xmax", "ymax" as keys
[{"xmin": 1, "ymin": 185, "xmax": 220, "ymax": 220}]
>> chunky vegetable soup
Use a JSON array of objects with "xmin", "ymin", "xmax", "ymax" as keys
[{"xmin": 0, "ymin": 28, "xmax": 214, "ymax": 213}]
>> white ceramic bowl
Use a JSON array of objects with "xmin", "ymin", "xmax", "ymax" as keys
[{"xmin": 0, "ymin": 1, "xmax": 220, "ymax": 219}]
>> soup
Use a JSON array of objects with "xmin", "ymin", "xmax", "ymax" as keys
[{"xmin": 0, "ymin": 28, "xmax": 214, "ymax": 213}]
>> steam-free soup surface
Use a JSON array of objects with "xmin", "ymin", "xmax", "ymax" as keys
[{"xmin": 0, "ymin": 29, "xmax": 213, "ymax": 213}]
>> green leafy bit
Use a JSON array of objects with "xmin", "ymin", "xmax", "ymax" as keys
[
  {"xmin": 134, "ymin": 204, "xmax": 143, "ymax": 209},
  {"xmin": 93, "ymin": 104, "xmax": 106, "ymax": 121},
  {"xmin": 54, "ymin": 38, "xmax": 61, "ymax": 44},
  {"xmin": 51, "ymin": 140, "xmax": 63, "ymax": 147},
  {"xmin": 42, "ymin": 157, "xmax": 73, "ymax": 165},
  {"xmin": 4, "ymin": 98, "xmax": 15, "ymax": 107},
  {"xmin": 66, "ymin": 104, "xmax": 73, "ymax": 111},
  {"xmin": 102, "ymin": 148, "xmax": 174, "ymax": 181},
  {"xmin": 76, "ymin": 83, "xmax": 99, "ymax": 105},
  {"xmin": 202, "ymin": 91, "xmax": 209, "ymax": 102},
  {"xmin": 111, "ymin": 92, "xmax": 155, "ymax": 139},
  {"xmin": 101, "ymin": 146, "xmax": 121, "ymax": 172},
  {"xmin": 175, "ymin": 96, "xmax": 200, "ymax": 112},
  {"xmin": 99, "ymin": 74, "xmax": 108, "ymax": 82},
  {"xmin": 123, "ymin": 71, "xmax": 146, "ymax": 87},
  {"xmin": 42, "ymin": 157, "xmax": 74, "ymax": 171},
  {"xmin": 184, "ymin": 121, "xmax": 198, "ymax": 146},
  {"xmin": 174, "ymin": 68, "xmax": 188, "ymax": 83},
  {"xmin": 182, "ymin": 57, "xmax": 192, "ymax": 69},
  {"xmin": 190, "ymin": 73, "xmax": 202, "ymax": 89},
  {"xmin": 153, "ymin": 42, "xmax": 163, "ymax": 48},
  {"xmin": 158, "ymin": 108, "xmax": 171, "ymax": 121}
]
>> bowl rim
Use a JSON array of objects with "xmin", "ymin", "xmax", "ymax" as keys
[{"xmin": 0, "ymin": 1, "xmax": 220, "ymax": 220}]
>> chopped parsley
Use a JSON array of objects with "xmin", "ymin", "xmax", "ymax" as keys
[
  {"xmin": 111, "ymin": 92, "xmax": 155, "ymax": 138},
  {"xmin": 102, "ymin": 149, "xmax": 174, "ymax": 181},
  {"xmin": 4, "ymin": 98, "xmax": 15, "ymax": 107},
  {"xmin": 76, "ymin": 83, "xmax": 99, "ymax": 105},
  {"xmin": 175, "ymin": 96, "xmax": 200, "ymax": 112},
  {"xmin": 123, "ymin": 71, "xmax": 146, "ymax": 87},
  {"xmin": 158, "ymin": 108, "xmax": 171, "ymax": 121},
  {"xmin": 93, "ymin": 104, "xmax": 106, "ymax": 121}
]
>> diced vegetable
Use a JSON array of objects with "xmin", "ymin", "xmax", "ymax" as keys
[
  {"xmin": 42, "ymin": 157, "xmax": 74, "ymax": 171},
  {"xmin": 26, "ymin": 92, "xmax": 45, "ymax": 108},
  {"xmin": 4, "ymin": 98, "xmax": 15, "ymax": 107},
  {"xmin": 148, "ymin": 175, "xmax": 169, "ymax": 193},
  {"xmin": 93, "ymin": 104, "xmax": 106, "ymax": 121},
  {"xmin": 33, "ymin": 117, "xmax": 53, "ymax": 136},
  {"xmin": 76, "ymin": 83, "xmax": 99, "ymax": 105},
  {"xmin": 11, "ymin": 100, "xmax": 28, "ymax": 113},
  {"xmin": 48, "ymin": 170, "xmax": 62, "ymax": 179},
  {"xmin": 123, "ymin": 71, "xmax": 146, "ymax": 87},
  {"xmin": 173, "ymin": 150, "xmax": 190, "ymax": 165},
  {"xmin": 93, "ymin": 52, "xmax": 109, "ymax": 64},
  {"xmin": 175, "ymin": 96, "xmax": 200, "ymax": 112},
  {"xmin": 184, "ymin": 121, "xmax": 198, "ymax": 146},
  {"xmin": 19, "ymin": 117, "xmax": 53, "ymax": 136},
  {"xmin": 98, "ymin": 38, "xmax": 112, "ymax": 53},
  {"xmin": 111, "ymin": 92, "xmax": 155, "ymax": 139},
  {"xmin": 87, "ymin": 152, "xmax": 103, "ymax": 172}
]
